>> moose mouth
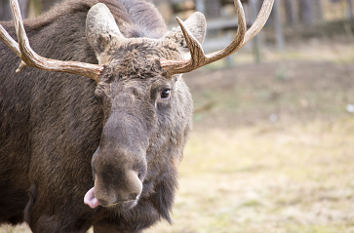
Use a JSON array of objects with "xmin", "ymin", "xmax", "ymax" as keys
[{"xmin": 84, "ymin": 187, "xmax": 138, "ymax": 209}]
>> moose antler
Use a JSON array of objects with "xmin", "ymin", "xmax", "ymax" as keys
[
  {"xmin": 0, "ymin": 0, "xmax": 104, "ymax": 81},
  {"xmin": 161, "ymin": 0, "xmax": 275, "ymax": 75}
]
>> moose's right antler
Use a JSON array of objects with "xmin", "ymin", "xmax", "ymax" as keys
[
  {"xmin": 161, "ymin": 0, "xmax": 275, "ymax": 75},
  {"xmin": 0, "ymin": 0, "xmax": 104, "ymax": 81}
]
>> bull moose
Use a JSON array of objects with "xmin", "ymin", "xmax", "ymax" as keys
[{"xmin": 0, "ymin": 0, "xmax": 274, "ymax": 232}]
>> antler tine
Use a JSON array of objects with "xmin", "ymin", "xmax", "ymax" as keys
[
  {"xmin": 162, "ymin": 0, "xmax": 274, "ymax": 75},
  {"xmin": 4, "ymin": 0, "xmax": 104, "ymax": 81},
  {"xmin": 176, "ymin": 17, "xmax": 207, "ymax": 66},
  {"xmin": 244, "ymin": 0, "xmax": 275, "ymax": 45},
  {"xmin": 160, "ymin": 17, "xmax": 208, "ymax": 75},
  {"xmin": 161, "ymin": 0, "xmax": 246, "ymax": 75}
]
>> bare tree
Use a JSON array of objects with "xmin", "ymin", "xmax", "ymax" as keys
[
  {"xmin": 204, "ymin": 0, "xmax": 221, "ymax": 18},
  {"xmin": 0, "ymin": 0, "xmax": 11, "ymax": 20},
  {"xmin": 249, "ymin": 0, "xmax": 262, "ymax": 62},
  {"xmin": 314, "ymin": 0, "xmax": 323, "ymax": 22},
  {"xmin": 195, "ymin": 0, "xmax": 205, "ymax": 13},
  {"xmin": 347, "ymin": 0, "xmax": 353, "ymax": 19},
  {"xmin": 0, "ymin": 0, "xmax": 28, "ymax": 20},
  {"xmin": 273, "ymin": 0, "xmax": 284, "ymax": 51},
  {"xmin": 284, "ymin": 0, "xmax": 297, "ymax": 25},
  {"xmin": 298, "ymin": 0, "xmax": 314, "ymax": 25}
]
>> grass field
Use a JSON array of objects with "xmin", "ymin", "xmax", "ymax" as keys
[
  {"xmin": 146, "ymin": 120, "xmax": 354, "ymax": 233},
  {"xmin": 2, "ymin": 37, "xmax": 354, "ymax": 233}
]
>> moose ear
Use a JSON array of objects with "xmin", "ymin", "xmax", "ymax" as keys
[
  {"xmin": 164, "ymin": 12, "xmax": 207, "ymax": 54},
  {"xmin": 86, "ymin": 3, "xmax": 125, "ymax": 60}
]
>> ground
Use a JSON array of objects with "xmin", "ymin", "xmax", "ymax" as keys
[{"xmin": 2, "ymin": 36, "xmax": 354, "ymax": 233}]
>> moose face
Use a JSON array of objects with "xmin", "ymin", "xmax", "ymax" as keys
[{"xmin": 83, "ymin": 3, "xmax": 206, "ymax": 209}]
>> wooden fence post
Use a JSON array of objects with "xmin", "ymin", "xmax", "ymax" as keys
[
  {"xmin": 298, "ymin": 0, "xmax": 314, "ymax": 25},
  {"xmin": 284, "ymin": 0, "xmax": 297, "ymax": 25},
  {"xmin": 273, "ymin": 0, "xmax": 285, "ymax": 51},
  {"xmin": 0, "ymin": 0, "xmax": 28, "ymax": 20},
  {"xmin": 249, "ymin": 0, "xmax": 262, "ymax": 63},
  {"xmin": 314, "ymin": 0, "xmax": 323, "ymax": 22},
  {"xmin": 195, "ymin": 0, "xmax": 205, "ymax": 13},
  {"xmin": 347, "ymin": 0, "xmax": 353, "ymax": 19}
]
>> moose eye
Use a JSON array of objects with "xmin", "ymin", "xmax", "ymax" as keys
[
  {"xmin": 160, "ymin": 89, "xmax": 171, "ymax": 99},
  {"xmin": 154, "ymin": 87, "xmax": 172, "ymax": 108}
]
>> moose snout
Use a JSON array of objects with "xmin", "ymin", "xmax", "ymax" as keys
[
  {"xmin": 84, "ymin": 111, "xmax": 149, "ymax": 209},
  {"xmin": 98, "ymin": 169, "xmax": 142, "ymax": 205},
  {"xmin": 85, "ymin": 169, "xmax": 143, "ymax": 209},
  {"xmin": 85, "ymin": 147, "xmax": 147, "ymax": 209},
  {"xmin": 99, "ymin": 169, "xmax": 142, "ymax": 203}
]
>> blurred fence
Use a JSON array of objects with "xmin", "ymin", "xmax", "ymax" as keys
[
  {"xmin": 152, "ymin": 0, "xmax": 353, "ymax": 51},
  {"xmin": 151, "ymin": 0, "xmax": 353, "ymax": 23},
  {"xmin": 153, "ymin": 0, "xmax": 354, "ymax": 63}
]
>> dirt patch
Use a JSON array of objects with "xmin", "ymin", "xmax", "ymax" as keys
[{"xmin": 185, "ymin": 60, "xmax": 354, "ymax": 130}]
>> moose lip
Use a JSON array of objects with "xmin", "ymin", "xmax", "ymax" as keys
[
  {"xmin": 84, "ymin": 187, "xmax": 138, "ymax": 209},
  {"xmin": 102, "ymin": 199, "xmax": 138, "ymax": 209}
]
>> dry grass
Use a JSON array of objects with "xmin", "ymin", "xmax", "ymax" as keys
[{"xmin": 146, "ymin": 119, "xmax": 354, "ymax": 233}]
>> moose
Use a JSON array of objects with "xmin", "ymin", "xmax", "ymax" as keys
[{"xmin": 0, "ymin": 0, "xmax": 273, "ymax": 232}]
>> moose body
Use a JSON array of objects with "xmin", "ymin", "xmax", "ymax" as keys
[
  {"xmin": 0, "ymin": 0, "xmax": 195, "ymax": 232},
  {"xmin": 0, "ymin": 0, "xmax": 273, "ymax": 232}
]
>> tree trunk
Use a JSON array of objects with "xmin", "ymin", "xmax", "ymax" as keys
[
  {"xmin": 298, "ymin": 0, "xmax": 314, "ymax": 25},
  {"xmin": 273, "ymin": 0, "xmax": 284, "ymax": 51},
  {"xmin": 195, "ymin": 0, "xmax": 205, "ymax": 13},
  {"xmin": 314, "ymin": 0, "xmax": 323, "ymax": 22},
  {"xmin": 347, "ymin": 0, "xmax": 353, "ymax": 19},
  {"xmin": 204, "ymin": 0, "xmax": 221, "ymax": 18},
  {"xmin": 284, "ymin": 0, "xmax": 296, "ymax": 25},
  {"xmin": 0, "ymin": 0, "xmax": 11, "ymax": 21},
  {"xmin": 249, "ymin": 0, "xmax": 262, "ymax": 63},
  {"xmin": 19, "ymin": 0, "xmax": 29, "ymax": 18},
  {"xmin": 0, "ymin": 0, "xmax": 28, "ymax": 20}
]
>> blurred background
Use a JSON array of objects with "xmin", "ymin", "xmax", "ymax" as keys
[{"xmin": 1, "ymin": 0, "xmax": 354, "ymax": 232}]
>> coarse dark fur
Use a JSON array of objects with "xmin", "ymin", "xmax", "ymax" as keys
[{"xmin": 0, "ymin": 0, "xmax": 207, "ymax": 232}]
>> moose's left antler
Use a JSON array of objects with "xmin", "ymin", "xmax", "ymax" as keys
[
  {"xmin": 0, "ymin": 0, "xmax": 104, "ymax": 81},
  {"xmin": 161, "ymin": 0, "xmax": 274, "ymax": 75}
]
